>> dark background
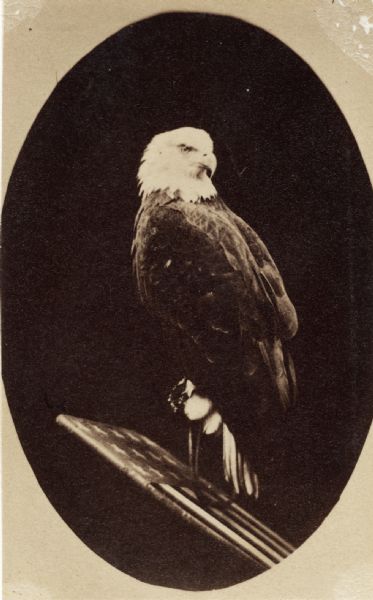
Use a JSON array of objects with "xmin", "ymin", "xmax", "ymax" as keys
[{"xmin": 3, "ymin": 12, "xmax": 373, "ymax": 591}]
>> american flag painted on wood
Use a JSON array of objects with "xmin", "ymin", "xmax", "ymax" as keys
[{"xmin": 56, "ymin": 414, "xmax": 294, "ymax": 569}]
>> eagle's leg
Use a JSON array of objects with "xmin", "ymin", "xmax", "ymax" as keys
[
  {"xmin": 168, "ymin": 378, "xmax": 210, "ymax": 481},
  {"xmin": 188, "ymin": 419, "xmax": 202, "ymax": 479}
]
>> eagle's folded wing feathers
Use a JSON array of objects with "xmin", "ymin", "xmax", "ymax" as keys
[{"xmin": 133, "ymin": 200, "xmax": 297, "ymax": 414}]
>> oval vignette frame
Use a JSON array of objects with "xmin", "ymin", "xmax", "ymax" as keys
[{"xmin": 3, "ymin": 11, "xmax": 373, "ymax": 592}]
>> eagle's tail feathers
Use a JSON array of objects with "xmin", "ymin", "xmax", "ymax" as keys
[
  {"xmin": 285, "ymin": 349, "xmax": 297, "ymax": 404},
  {"xmin": 222, "ymin": 422, "xmax": 258, "ymax": 498},
  {"xmin": 222, "ymin": 422, "xmax": 231, "ymax": 484},
  {"xmin": 243, "ymin": 456, "xmax": 254, "ymax": 496},
  {"xmin": 228, "ymin": 425, "xmax": 240, "ymax": 495}
]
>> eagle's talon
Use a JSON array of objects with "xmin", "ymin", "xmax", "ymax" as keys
[{"xmin": 167, "ymin": 378, "xmax": 195, "ymax": 414}]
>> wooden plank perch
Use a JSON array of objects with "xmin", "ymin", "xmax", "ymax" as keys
[{"xmin": 56, "ymin": 414, "xmax": 295, "ymax": 569}]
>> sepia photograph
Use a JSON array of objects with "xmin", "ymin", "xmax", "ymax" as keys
[{"xmin": 2, "ymin": 1, "xmax": 373, "ymax": 597}]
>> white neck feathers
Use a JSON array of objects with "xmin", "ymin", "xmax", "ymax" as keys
[{"xmin": 137, "ymin": 150, "xmax": 217, "ymax": 203}]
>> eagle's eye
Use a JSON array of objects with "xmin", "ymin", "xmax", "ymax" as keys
[{"xmin": 179, "ymin": 144, "xmax": 194, "ymax": 154}]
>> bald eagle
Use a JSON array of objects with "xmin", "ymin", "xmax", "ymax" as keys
[{"xmin": 132, "ymin": 127, "xmax": 298, "ymax": 499}]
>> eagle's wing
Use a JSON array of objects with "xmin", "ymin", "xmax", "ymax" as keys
[
  {"xmin": 222, "ymin": 202, "xmax": 298, "ymax": 341},
  {"xmin": 133, "ymin": 199, "xmax": 297, "ymax": 417}
]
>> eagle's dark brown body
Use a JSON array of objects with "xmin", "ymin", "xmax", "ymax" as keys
[{"xmin": 132, "ymin": 191, "xmax": 298, "ymax": 480}]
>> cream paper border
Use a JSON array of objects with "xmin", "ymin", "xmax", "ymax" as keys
[{"xmin": 2, "ymin": 1, "xmax": 373, "ymax": 598}]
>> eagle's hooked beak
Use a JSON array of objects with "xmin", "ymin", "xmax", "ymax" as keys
[{"xmin": 200, "ymin": 153, "xmax": 217, "ymax": 179}]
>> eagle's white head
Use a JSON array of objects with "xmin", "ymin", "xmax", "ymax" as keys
[{"xmin": 137, "ymin": 127, "xmax": 217, "ymax": 203}]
